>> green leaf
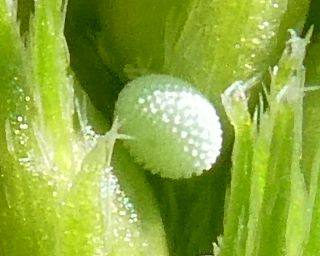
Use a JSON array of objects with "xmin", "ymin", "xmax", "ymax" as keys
[
  {"xmin": 220, "ymin": 31, "xmax": 310, "ymax": 256},
  {"xmin": 0, "ymin": 1, "xmax": 168, "ymax": 255},
  {"xmin": 302, "ymin": 35, "xmax": 320, "ymax": 256},
  {"xmin": 302, "ymin": 36, "xmax": 320, "ymax": 183}
]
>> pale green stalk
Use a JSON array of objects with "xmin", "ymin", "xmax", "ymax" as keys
[
  {"xmin": 0, "ymin": 1, "xmax": 168, "ymax": 255},
  {"xmin": 220, "ymin": 31, "xmax": 313, "ymax": 256}
]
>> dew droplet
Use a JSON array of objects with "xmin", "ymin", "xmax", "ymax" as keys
[
  {"xmin": 273, "ymin": 3, "xmax": 279, "ymax": 8},
  {"xmin": 138, "ymin": 97, "xmax": 145, "ymax": 104},
  {"xmin": 19, "ymin": 123, "xmax": 28, "ymax": 130}
]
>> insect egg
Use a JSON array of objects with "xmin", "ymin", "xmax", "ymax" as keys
[{"xmin": 114, "ymin": 74, "xmax": 223, "ymax": 179}]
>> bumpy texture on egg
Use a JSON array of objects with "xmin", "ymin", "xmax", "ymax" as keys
[{"xmin": 115, "ymin": 74, "xmax": 223, "ymax": 179}]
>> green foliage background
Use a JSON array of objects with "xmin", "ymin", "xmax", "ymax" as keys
[{"xmin": 0, "ymin": 0, "xmax": 320, "ymax": 255}]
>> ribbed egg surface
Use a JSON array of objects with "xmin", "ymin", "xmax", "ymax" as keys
[{"xmin": 115, "ymin": 74, "xmax": 223, "ymax": 179}]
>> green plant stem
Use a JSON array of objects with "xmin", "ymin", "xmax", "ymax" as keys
[
  {"xmin": 302, "ymin": 36, "xmax": 320, "ymax": 255},
  {"xmin": 0, "ymin": 1, "xmax": 168, "ymax": 255},
  {"xmin": 30, "ymin": 0, "xmax": 74, "ymax": 172},
  {"xmin": 220, "ymin": 31, "xmax": 311, "ymax": 256}
]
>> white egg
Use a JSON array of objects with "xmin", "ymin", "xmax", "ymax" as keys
[{"xmin": 115, "ymin": 74, "xmax": 223, "ymax": 179}]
